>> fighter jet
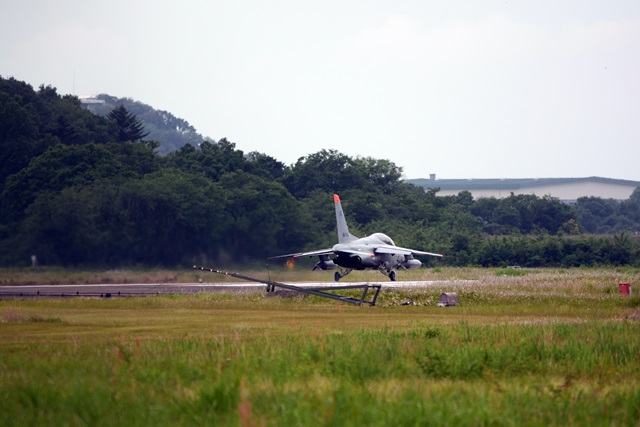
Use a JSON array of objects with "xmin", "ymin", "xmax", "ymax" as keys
[{"xmin": 269, "ymin": 194, "xmax": 443, "ymax": 281}]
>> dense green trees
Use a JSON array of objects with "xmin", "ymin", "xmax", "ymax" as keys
[
  {"xmin": 1, "ymin": 76, "xmax": 638, "ymax": 268},
  {"xmin": 471, "ymin": 194, "xmax": 575, "ymax": 235},
  {"xmin": 107, "ymin": 105, "xmax": 149, "ymax": 143},
  {"xmin": 282, "ymin": 150, "xmax": 403, "ymax": 198},
  {"xmin": 574, "ymin": 189, "xmax": 640, "ymax": 234},
  {"xmin": 14, "ymin": 171, "xmax": 225, "ymax": 266}
]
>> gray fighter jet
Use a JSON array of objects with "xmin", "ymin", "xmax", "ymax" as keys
[{"xmin": 269, "ymin": 194, "xmax": 443, "ymax": 281}]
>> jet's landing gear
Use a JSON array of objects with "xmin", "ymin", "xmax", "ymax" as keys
[
  {"xmin": 378, "ymin": 264, "xmax": 397, "ymax": 281},
  {"xmin": 334, "ymin": 268, "xmax": 353, "ymax": 282}
]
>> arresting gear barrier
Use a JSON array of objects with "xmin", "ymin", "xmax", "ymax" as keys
[{"xmin": 193, "ymin": 265, "xmax": 381, "ymax": 306}]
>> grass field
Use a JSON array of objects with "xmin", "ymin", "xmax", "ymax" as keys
[{"xmin": 1, "ymin": 267, "xmax": 639, "ymax": 426}]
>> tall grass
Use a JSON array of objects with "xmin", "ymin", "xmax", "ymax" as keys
[
  {"xmin": 1, "ymin": 321, "xmax": 639, "ymax": 426},
  {"xmin": 1, "ymin": 267, "xmax": 640, "ymax": 425}
]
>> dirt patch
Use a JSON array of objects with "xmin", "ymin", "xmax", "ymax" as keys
[{"xmin": 624, "ymin": 309, "xmax": 640, "ymax": 320}]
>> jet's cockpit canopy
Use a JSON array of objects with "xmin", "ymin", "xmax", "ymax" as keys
[{"xmin": 372, "ymin": 233, "xmax": 395, "ymax": 246}]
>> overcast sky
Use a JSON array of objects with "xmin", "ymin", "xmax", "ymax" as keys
[{"xmin": 2, "ymin": 0, "xmax": 639, "ymax": 180}]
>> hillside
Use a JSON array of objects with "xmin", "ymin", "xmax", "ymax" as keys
[{"xmin": 83, "ymin": 94, "xmax": 206, "ymax": 155}]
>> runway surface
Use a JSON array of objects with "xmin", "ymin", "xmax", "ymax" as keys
[{"xmin": 0, "ymin": 280, "xmax": 459, "ymax": 299}]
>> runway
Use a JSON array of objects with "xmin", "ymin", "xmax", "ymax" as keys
[{"xmin": 0, "ymin": 280, "xmax": 458, "ymax": 299}]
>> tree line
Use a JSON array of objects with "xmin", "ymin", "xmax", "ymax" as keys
[{"xmin": 1, "ymin": 76, "xmax": 639, "ymax": 268}]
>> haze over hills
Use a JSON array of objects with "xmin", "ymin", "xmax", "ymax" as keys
[
  {"xmin": 81, "ymin": 94, "xmax": 208, "ymax": 155},
  {"xmin": 80, "ymin": 92, "xmax": 640, "ymax": 195}
]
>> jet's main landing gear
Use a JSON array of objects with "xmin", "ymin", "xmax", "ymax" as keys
[
  {"xmin": 377, "ymin": 264, "xmax": 397, "ymax": 281},
  {"xmin": 334, "ymin": 268, "xmax": 353, "ymax": 282}
]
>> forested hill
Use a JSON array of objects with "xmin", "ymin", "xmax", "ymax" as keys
[
  {"xmin": 84, "ymin": 94, "xmax": 206, "ymax": 155},
  {"xmin": 1, "ymin": 76, "xmax": 639, "ymax": 268}
]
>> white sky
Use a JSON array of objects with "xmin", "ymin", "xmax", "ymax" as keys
[{"xmin": 2, "ymin": 0, "xmax": 639, "ymax": 180}]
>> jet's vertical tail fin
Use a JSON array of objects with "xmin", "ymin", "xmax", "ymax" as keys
[{"xmin": 334, "ymin": 194, "xmax": 358, "ymax": 243}]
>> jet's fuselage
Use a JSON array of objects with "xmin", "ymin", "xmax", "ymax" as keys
[{"xmin": 332, "ymin": 234, "xmax": 405, "ymax": 270}]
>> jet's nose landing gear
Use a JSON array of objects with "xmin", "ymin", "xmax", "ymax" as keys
[{"xmin": 389, "ymin": 271, "xmax": 396, "ymax": 281}]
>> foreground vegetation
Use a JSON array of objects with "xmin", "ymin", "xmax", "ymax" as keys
[{"xmin": 1, "ymin": 268, "xmax": 639, "ymax": 426}]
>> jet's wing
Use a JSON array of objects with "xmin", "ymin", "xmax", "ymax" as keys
[
  {"xmin": 267, "ymin": 248, "xmax": 334, "ymax": 260},
  {"xmin": 374, "ymin": 244, "xmax": 443, "ymax": 258},
  {"xmin": 332, "ymin": 248, "xmax": 376, "ymax": 258}
]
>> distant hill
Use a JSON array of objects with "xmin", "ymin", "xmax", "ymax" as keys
[{"xmin": 82, "ymin": 94, "xmax": 206, "ymax": 155}]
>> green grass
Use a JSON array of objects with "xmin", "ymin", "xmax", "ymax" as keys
[
  {"xmin": 1, "ymin": 268, "xmax": 640, "ymax": 425},
  {"xmin": 495, "ymin": 267, "xmax": 529, "ymax": 276}
]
